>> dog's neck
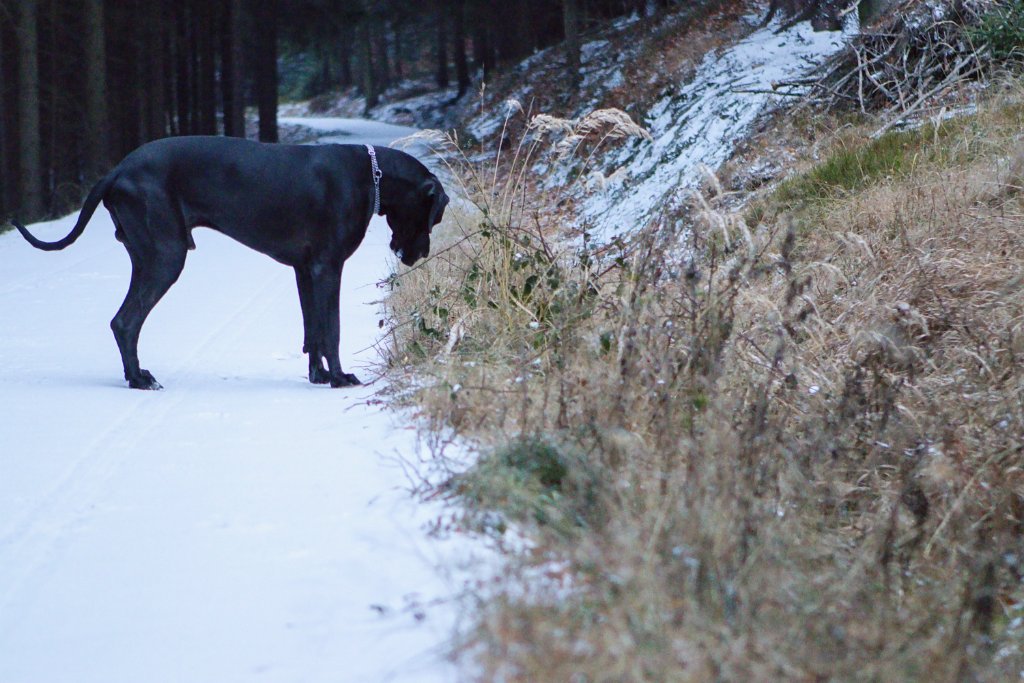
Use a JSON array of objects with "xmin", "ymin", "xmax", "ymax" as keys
[{"xmin": 364, "ymin": 144, "xmax": 383, "ymax": 216}]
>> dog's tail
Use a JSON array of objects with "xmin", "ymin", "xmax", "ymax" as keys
[{"xmin": 12, "ymin": 171, "xmax": 117, "ymax": 251}]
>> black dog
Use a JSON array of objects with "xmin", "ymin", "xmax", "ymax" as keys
[{"xmin": 12, "ymin": 136, "xmax": 448, "ymax": 390}]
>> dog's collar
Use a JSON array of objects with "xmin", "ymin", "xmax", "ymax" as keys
[{"xmin": 365, "ymin": 144, "xmax": 383, "ymax": 216}]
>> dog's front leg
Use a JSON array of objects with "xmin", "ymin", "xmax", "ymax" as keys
[
  {"xmin": 311, "ymin": 262, "xmax": 360, "ymax": 387},
  {"xmin": 295, "ymin": 266, "xmax": 331, "ymax": 384}
]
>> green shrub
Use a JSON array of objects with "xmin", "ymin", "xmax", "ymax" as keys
[
  {"xmin": 969, "ymin": 0, "xmax": 1024, "ymax": 61},
  {"xmin": 452, "ymin": 435, "xmax": 605, "ymax": 536},
  {"xmin": 499, "ymin": 438, "xmax": 569, "ymax": 491}
]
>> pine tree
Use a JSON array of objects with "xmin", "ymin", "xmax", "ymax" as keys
[
  {"xmin": 17, "ymin": 0, "xmax": 43, "ymax": 219},
  {"xmin": 83, "ymin": 0, "xmax": 109, "ymax": 183},
  {"xmin": 255, "ymin": 0, "xmax": 279, "ymax": 142},
  {"xmin": 563, "ymin": 0, "xmax": 582, "ymax": 89}
]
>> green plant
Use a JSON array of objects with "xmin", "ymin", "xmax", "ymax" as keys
[
  {"xmin": 969, "ymin": 0, "xmax": 1024, "ymax": 60},
  {"xmin": 452, "ymin": 435, "xmax": 605, "ymax": 536},
  {"xmin": 774, "ymin": 125, "xmax": 938, "ymax": 204}
]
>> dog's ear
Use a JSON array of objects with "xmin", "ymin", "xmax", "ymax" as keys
[{"xmin": 423, "ymin": 178, "xmax": 449, "ymax": 230}]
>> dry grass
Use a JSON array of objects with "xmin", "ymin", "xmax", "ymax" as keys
[{"xmin": 386, "ymin": 88, "xmax": 1024, "ymax": 681}]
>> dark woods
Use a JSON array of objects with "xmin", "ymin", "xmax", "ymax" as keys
[
  {"xmin": 0, "ymin": 0, "xmax": 679, "ymax": 224},
  {"xmin": 0, "ymin": 0, "xmax": 264, "ymax": 223}
]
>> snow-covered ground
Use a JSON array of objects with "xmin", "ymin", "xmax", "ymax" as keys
[{"xmin": 0, "ymin": 122, "xmax": 481, "ymax": 683}]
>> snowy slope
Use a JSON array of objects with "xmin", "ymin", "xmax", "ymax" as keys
[
  {"xmin": 0, "ymin": 122, "xmax": 480, "ymax": 683},
  {"xmin": 584, "ymin": 19, "xmax": 853, "ymax": 239}
]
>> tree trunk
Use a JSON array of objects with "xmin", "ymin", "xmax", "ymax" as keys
[
  {"xmin": 471, "ymin": 7, "xmax": 495, "ymax": 78},
  {"xmin": 338, "ymin": 22, "xmax": 354, "ymax": 88},
  {"xmin": 372, "ymin": 18, "xmax": 391, "ymax": 91},
  {"xmin": 221, "ymin": 0, "xmax": 245, "ymax": 138},
  {"xmin": 82, "ymin": 0, "xmax": 109, "ymax": 183},
  {"xmin": 495, "ymin": 1, "xmax": 529, "ymax": 62},
  {"xmin": 358, "ymin": 17, "xmax": 378, "ymax": 111},
  {"xmin": 144, "ymin": 0, "xmax": 167, "ymax": 140},
  {"xmin": 513, "ymin": 0, "xmax": 532, "ymax": 57},
  {"xmin": 189, "ymin": 4, "xmax": 202, "ymax": 133},
  {"xmin": 174, "ymin": 2, "xmax": 193, "ymax": 135},
  {"xmin": 17, "ymin": 0, "xmax": 43, "ymax": 220},
  {"xmin": 43, "ymin": 0, "xmax": 56, "ymax": 201},
  {"xmin": 317, "ymin": 43, "xmax": 332, "ymax": 92},
  {"xmin": 434, "ymin": 1, "xmax": 449, "ymax": 89},
  {"xmin": 391, "ymin": 20, "xmax": 403, "ymax": 82},
  {"xmin": 105, "ymin": 1, "xmax": 141, "ymax": 159},
  {"xmin": 255, "ymin": 0, "xmax": 278, "ymax": 142},
  {"xmin": 563, "ymin": 0, "xmax": 582, "ymax": 89},
  {"xmin": 0, "ymin": 17, "xmax": 7, "ymax": 216},
  {"xmin": 453, "ymin": 0, "xmax": 469, "ymax": 96},
  {"xmin": 197, "ymin": 0, "xmax": 218, "ymax": 135},
  {"xmin": 164, "ymin": 8, "xmax": 178, "ymax": 136}
]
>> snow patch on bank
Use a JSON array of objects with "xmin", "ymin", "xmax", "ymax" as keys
[{"xmin": 582, "ymin": 20, "xmax": 854, "ymax": 240}]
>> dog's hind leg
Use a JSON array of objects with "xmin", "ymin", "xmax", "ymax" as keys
[
  {"xmin": 294, "ymin": 265, "xmax": 330, "ymax": 384},
  {"xmin": 310, "ymin": 261, "xmax": 360, "ymax": 387},
  {"xmin": 109, "ymin": 200, "xmax": 187, "ymax": 390},
  {"xmin": 110, "ymin": 250, "xmax": 185, "ymax": 389}
]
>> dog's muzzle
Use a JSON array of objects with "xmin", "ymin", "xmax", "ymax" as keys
[
  {"xmin": 394, "ymin": 246, "xmax": 425, "ymax": 267},
  {"xmin": 393, "ymin": 246, "xmax": 415, "ymax": 267}
]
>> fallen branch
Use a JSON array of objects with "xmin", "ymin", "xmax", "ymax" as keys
[{"xmin": 871, "ymin": 56, "xmax": 980, "ymax": 137}]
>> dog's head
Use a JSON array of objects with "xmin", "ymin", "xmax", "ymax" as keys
[{"xmin": 386, "ymin": 174, "xmax": 448, "ymax": 267}]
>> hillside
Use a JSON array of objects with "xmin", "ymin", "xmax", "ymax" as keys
[{"xmin": 377, "ymin": 0, "xmax": 1024, "ymax": 679}]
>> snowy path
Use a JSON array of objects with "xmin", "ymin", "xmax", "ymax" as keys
[{"xmin": 0, "ymin": 123, "xmax": 474, "ymax": 683}]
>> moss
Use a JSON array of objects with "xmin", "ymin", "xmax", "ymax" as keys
[
  {"xmin": 452, "ymin": 435, "xmax": 605, "ymax": 536},
  {"xmin": 499, "ymin": 438, "xmax": 570, "ymax": 490}
]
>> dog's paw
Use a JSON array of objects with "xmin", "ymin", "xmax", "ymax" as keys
[
  {"xmin": 309, "ymin": 367, "xmax": 332, "ymax": 384},
  {"xmin": 128, "ymin": 369, "xmax": 163, "ymax": 390},
  {"xmin": 329, "ymin": 373, "xmax": 361, "ymax": 388}
]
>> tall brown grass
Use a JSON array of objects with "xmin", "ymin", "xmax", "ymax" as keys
[{"xmin": 386, "ymin": 95, "xmax": 1024, "ymax": 681}]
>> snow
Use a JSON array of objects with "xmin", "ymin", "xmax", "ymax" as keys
[
  {"xmin": 582, "ymin": 39, "xmax": 611, "ymax": 63},
  {"xmin": 0, "ymin": 120, "xmax": 484, "ymax": 683},
  {"xmin": 279, "ymin": 81, "xmax": 466, "ymax": 133},
  {"xmin": 582, "ymin": 19, "xmax": 855, "ymax": 240},
  {"xmin": 278, "ymin": 116, "xmax": 422, "ymax": 148},
  {"xmin": 465, "ymin": 99, "xmax": 522, "ymax": 143},
  {"xmin": 369, "ymin": 87, "xmax": 462, "ymax": 130},
  {"xmin": 580, "ymin": 37, "xmax": 626, "ymax": 93}
]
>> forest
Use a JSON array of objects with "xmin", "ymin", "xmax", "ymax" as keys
[{"xmin": 0, "ymin": 0, "xmax": 680, "ymax": 224}]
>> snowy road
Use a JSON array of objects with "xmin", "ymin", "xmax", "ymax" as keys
[{"xmin": 0, "ymin": 123, "xmax": 473, "ymax": 682}]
